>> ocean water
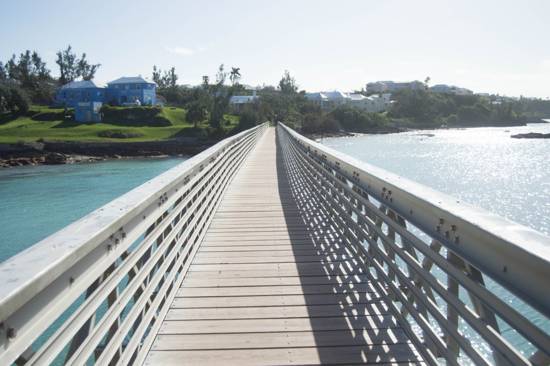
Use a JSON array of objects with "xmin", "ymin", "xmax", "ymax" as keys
[
  {"xmin": 321, "ymin": 123, "xmax": 550, "ymax": 236},
  {"xmin": 0, "ymin": 157, "xmax": 187, "ymax": 263},
  {"xmin": 320, "ymin": 122, "xmax": 550, "ymax": 362}
]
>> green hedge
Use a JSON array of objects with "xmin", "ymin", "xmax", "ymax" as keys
[
  {"xmin": 100, "ymin": 106, "xmax": 171, "ymax": 127},
  {"xmin": 97, "ymin": 130, "xmax": 144, "ymax": 139}
]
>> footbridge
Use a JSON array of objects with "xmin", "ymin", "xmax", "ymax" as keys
[{"xmin": 0, "ymin": 124, "xmax": 549, "ymax": 365}]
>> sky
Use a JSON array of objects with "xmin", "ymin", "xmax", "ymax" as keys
[{"xmin": 1, "ymin": 0, "xmax": 549, "ymax": 98}]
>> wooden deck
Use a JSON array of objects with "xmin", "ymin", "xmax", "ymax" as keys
[{"xmin": 144, "ymin": 128, "xmax": 424, "ymax": 365}]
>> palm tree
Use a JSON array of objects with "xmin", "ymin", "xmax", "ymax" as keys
[{"xmin": 229, "ymin": 67, "xmax": 241, "ymax": 86}]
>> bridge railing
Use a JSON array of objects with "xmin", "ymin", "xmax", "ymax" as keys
[
  {"xmin": 278, "ymin": 123, "xmax": 550, "ymax": 366},
  {"xmin": 0, "ymin": 123, "xmax": 268, "ymax": 366}
]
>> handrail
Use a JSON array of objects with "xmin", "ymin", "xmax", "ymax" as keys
[
  {"xmin": 278, "ymin": 123, "xmax": 549, "ymax": 366},
  {"xmin": 0, "ymin": 122, "xmax": 268, "ymax": 365}
]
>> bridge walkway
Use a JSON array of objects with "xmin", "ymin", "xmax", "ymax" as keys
[{"xmin": 144, "ymin": 128, "xmax": 424, "ymax": 365}]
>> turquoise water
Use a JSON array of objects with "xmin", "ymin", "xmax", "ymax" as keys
[
  {"xmin": 0, "ymin": 157, "xmax": 186, "ymax": 263},
  {"xmin": 321, "ymin": 123, "xmax": 550, "ymax": 362}
]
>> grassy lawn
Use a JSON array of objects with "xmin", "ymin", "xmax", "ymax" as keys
[{"xmin": 0, "ymin": 106, "xmax": 240, "ymax": 143}]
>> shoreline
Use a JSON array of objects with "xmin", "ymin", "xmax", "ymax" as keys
[
  {"xmin": 307, "ymin": 120, "xmax": 550, "ymax": 140},
  {"xmin": 0, "ymin": 138, "xmax": 213, "ymax": 168},
  {"xmin": 3, "ymin": 120, "xmax": 548, "ymax": 168}
]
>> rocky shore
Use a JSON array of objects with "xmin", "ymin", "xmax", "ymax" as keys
[
  {"xmin": 511, "ymin": 132, "xmax": 550, "ymax": 139},
  {"xmin": 0, "ymin": 138, "xmax": 213, "ymax": 168}
]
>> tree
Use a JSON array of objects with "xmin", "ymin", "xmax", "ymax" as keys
[
  {"xmin": 152, "ymin": 65, "xmax": 162, "ymax": 86},
  {"xmin": 167, "ymin": 67, "xmax": 178, "ymax": 88},
  {"xmin": 5, "ymin": 51, "xmax": 51, "ymax": 88},
  {"xmin": 0, "ymin": 62, "xmax": 6, "ymax": 81},
  {"xmin": 215, "ymin": 64, "xmax": 227, "ymax": 85},
  {"xmin": 278, "ymin": 70, "xmax": 298, "ymax": 94},
  {"xmin": 152, "ymin": 66, "xmax": 178, "ymax": 89},
  {"xmin": 209, "ymin": 64, "xmax": 232, "ymax": 128},
  {"xmin": 424, "ymin": 76, "xmax": 431, "ymax": 89},
  {"xmin": 186, "ymin": 101, "xmax": 209, "ymax": 128},
  {"xmin": 77, "ymin": 54, "xmax": 101, "ymax": 80},
  {"xmin": 0, "ymin": 82, "xmax": 29, "ymax": 114},
  {"xmin": 202, "ymin": 75, "xmax": 209, "ymax": 89},
  {"xmin": 229, "ymin": 67, "xmax": 241, "ymax": 86},
  {"xmin": 56, "ymin": 45, "xmax": 100, "ymax": 85},
  {"xmin": 3, "ymin": 50, "xmax": 54, "ymax": 103}
]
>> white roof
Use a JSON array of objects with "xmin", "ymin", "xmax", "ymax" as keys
[
  {"xmin": 322, "ymin": 91, "xmax": 348, "ymax": 100},
  {"xmin": 347, "ymin": 93, "xmax": 368, "ymax": 101},
  {"xmin": 229, "ymin": 95, "xmax": 258, "ymax": 104},
  {"xmin": 305, "ymin": 92, "xmax": 328, "ymax": 101}
]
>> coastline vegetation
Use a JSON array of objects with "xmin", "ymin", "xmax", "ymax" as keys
[
  {"xmin": 0, "ymin": 105, "xmax": 239, "ymax": 143},
  {"xmin": 2, "ymin": 47, "xmax": 550, "ymax": 145}
]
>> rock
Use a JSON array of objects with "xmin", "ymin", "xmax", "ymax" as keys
[
  {"xmin": 511, "ymin": 132, "xmax": 550, "ymax": 139},
  {"xmin": 45, "ymin": 152, "xmax": 67, "ymax": 164}
]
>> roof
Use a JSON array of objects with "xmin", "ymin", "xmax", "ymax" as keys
[
  {"xmin": 229, "ymin": 95, "xmax": 258, "ymax": 104},
  {"xmin": 322, "ymin": 91, "xmax": 348, "ymax": 100},
  {"xmin": 60, "ymin": 80, "xmax": 100, "ymax": 89},
  {"xmin": 347, "ymin": 93, "xmax": 368, "ymax": 101},
  {"xmin": 305, "ymin": 92, "xmax": 328, "ymax": 101},
  {"xmin": 107, "ymin": 76, "xmax": 155, "ymax": 85}
]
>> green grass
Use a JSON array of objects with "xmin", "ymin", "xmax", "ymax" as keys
[{"xmin": 0, "ymin": 105, "xmax": 240, "ymax": 143}]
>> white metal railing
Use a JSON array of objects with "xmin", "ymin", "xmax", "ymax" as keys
[
  {"xmin": 278, "ymin": 123, "xmax": 550, "ymax": 366},
  {"xmin": 0, "ymin": 123, "xmax": 268, "ymax": 365}
]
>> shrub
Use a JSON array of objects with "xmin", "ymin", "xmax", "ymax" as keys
[
  {"xmin": 457, "ymin": 103, "xmax": 491, "ymax": 124},
  {"xmin": 238, "ymin": 108, "xmax": 259, "ymax": 130},
  {"xmin": 100, "ymin": 106, "xmax": 171, "ymax": 126},
  {"xmin": 329, "ymin": 105, "xmax": 388, "ymax": 132},
  {"xmin": 31, "ymin": 110, "xmax": 65, "ymax": 121},
  {"xmin": 0, "ymin": 82, "xmax": 29, "ymax": 114},
  {"xmin": 97, "ymin": 130, "xmax": 144, "ymax": 139}
]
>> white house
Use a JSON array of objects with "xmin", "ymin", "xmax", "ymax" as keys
[
  {"xmin": 229, "ymin": 89, "xmax": 259, "ymax": 111},
  {"xmin": 305, "ymin": 91, "xmax": 391, "ymax": 113},
  {"xmin": 366, "ymin": 80, "xmax": 424, "ymax": 94},
  {"xmin": 430, "ymin": 84, "xmax": 473, "ymax": 95}
]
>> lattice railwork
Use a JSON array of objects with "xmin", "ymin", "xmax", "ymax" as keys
[{"xmin": 278, "ymin": 123, "xmax": 550, "ymax": 366}]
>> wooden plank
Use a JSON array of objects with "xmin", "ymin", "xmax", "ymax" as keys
[
  {"xmin": 195, "ymin": 248, "xmax": 354, "ymax": 257},
  {"xmin": 201, "ymin": 239, "xmax": 323, "ymax": 246},
  {"xmin": 188, "ymin": 260, "xmax": 367, "ymax": 273},
  {"xmin": 198, "ymin": 244, "xmax": 341, "ymax": 252},
  {"xmin": 184, "ymin": 269, "xmax": 365, "ymax": 278},
  {"xmin": 145, "ymin": 346, "xmax": 424, "ymax": 366},
  {"xmin": 192, "ymin": 254, "xmax": 357, "ymax": 264},
  {"xmin": 165, "ymin": 303, "xmax": 392, "ymax": 320},
  {"xmin": 152, "ymin": 329, "xmax": 412, "ymax": 350},
  {"xmin": 159, "ymin": 315, "xmax": 399, "ymax": 334},
  {"xmin": 183, "ymin": 274, "xmax": 370, "ymax": 287},
  {"xmin": 175, "ymin": 284, "xmax": 375, "ymax": 297},
  {"xmin": 171, "ymin": 293, "xmax": 382, "ymax": 308}
]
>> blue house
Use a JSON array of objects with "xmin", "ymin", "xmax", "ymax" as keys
[
  {"xmin": 54, "ymin": 80, "xmax": 106, "ymax": 108},
  {"xmin": 105, "ymin": 76, "xmax": 157, "ymax": 106},
  {"xmin": 54, "ymin": 76, "xmax": 157, "ymax": 122}
]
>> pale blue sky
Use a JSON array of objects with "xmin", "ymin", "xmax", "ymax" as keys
[{"xmin": 1, "ymin": 0, "xmax": 549, "ymax": 97}]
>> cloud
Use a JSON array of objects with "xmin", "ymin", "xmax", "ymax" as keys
[{"xmin": 165, "ymin": 46, "xmax": 198, "ymax": 56}]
